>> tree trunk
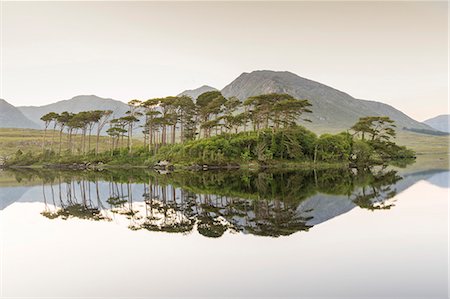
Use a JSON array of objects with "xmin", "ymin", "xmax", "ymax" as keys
[
  {"xmin": 68, "ymin": 129, "xmax": 72, "ymax": 154},
  {"xmin": 180, "ymin": 121, "xmax": 184, "ymax": 143},
  {"xmin": 51, "ymin": 124, "xmax": 56, "ymax": 151},
  {"xmin": 42, "ymin": 125, "xmax": 48, "ymax": 153},
  {"xmin": 172, "ymin": 124, "xmax": 176, "ymax": 144},
  {"xmin": 88, "ymin": 126, "xmax": 92, "ymax": 153},
  {"xmin": 129, "ymin": 124, "xmax": 133, "ymax": 153},
  {"xmin": 162, "ymin": 126, "xmax": 166, "ymax": 145},
  {"xmin": 96, "ymin": 128, "xmax": 100, "ymax": 155},
  {"xmin": 82, "ymin": 129, "xmax": 86, "ymax": 155},
  {"xmin": 127, "ymin": 124, "xmax": 131, "ymax": 151},
  {"xmin": 143, "ymin": 131, "xmax": 147, "ymax": 149},
  {"xmin": 58, "ymin": 128, "xmax": 63, "ymax": 155},
  {"xmin": 314, "ymin": 145, "xmax": 318, "ymax": 163},
  {"xmin": 149, "ymin": 125, "xmax": 153, "ymax": 152}
]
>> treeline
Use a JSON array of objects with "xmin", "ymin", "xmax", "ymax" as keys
[
  {"xmin": 9, "ymin": 92, "xmax": 414, "ymax": 168},
  {"xmin": 40, "ymin": 110, "xmax": 112, "ymax": 155},
  {"xmin": 106, "ymin": 92, "xmax": 312, "ymax": 153},
  {"xmin": 39, "ymin": 92, "xmax": 312, "ymax": 155}
]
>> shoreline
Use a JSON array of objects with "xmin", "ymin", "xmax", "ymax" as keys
[{"xmin": 0, "ymin": 160, "xmax": 374, "ymax": 172}]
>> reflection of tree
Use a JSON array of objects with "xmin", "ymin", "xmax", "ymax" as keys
[
  {"xmin": 41, "ymin": 177, "xmax": 109, "ymax": 221},
  {"xmin": 140, "ymin": 181, "xmax": 194, "ymax": 233},
  {"xmin": 19, "ymin": 165, "xmax": 406, "ymax": 238},
  {"xmin": 49, "ymin": 204, "xmax": 105, "ymax": 220},
  {"xmin": 351, "ymin": 168, "xmax": 402, "ymax": 210},
  {"xmin": 244, "ymin": 200, "xmax": 312, "ymax": 237}
]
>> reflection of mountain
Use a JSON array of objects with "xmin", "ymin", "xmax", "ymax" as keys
[
  {"xmin": 1, "ymin": 168, "xmax": 448, "ymax": 237},
  {"xmin": 397, "ymin": 169, "xmax": 449, "ymax": 190},
  {"xmin": 0, "ymin": 181, "xmax": 145, "ymax": 210},
  {"xmin": 297, "ymin": 194, "xmax": 355, "ymax": 226},
  {"xmin": 423, "ymin": 171, "xmax": 449, "ymax": 188},
  {"xmin": 0, "ymin": 186, "xmax": 30, "ymax": 209}
]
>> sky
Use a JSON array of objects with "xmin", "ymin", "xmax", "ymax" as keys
[{"xmin": 1, "ymin": 1, "xmax": 448, "ymax": 121}]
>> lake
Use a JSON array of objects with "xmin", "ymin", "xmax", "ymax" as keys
[{"xmin": 0, "ymin": 165, "xmax": 448, "ymax": 298}]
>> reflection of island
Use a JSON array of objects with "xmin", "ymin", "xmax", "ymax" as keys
[{"xmin": 2, "ymin": 166, "xmax": 441, "ymax": 238}]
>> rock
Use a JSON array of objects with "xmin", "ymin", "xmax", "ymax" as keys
[{"xmin": 154, "ymin": 160, "xmax": 173, "ymax": 170}]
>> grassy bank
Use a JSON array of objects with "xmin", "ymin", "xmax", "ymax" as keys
[
  {"xmin": 3, "ymin": 126, "xmax": 416, "ymax": 171},
  {"xmin": 0, "ymin": 128, "xmax": 143, "ymax": 157},
  {"xmin": 1, "ymin": 127, "xmax": 446, "ymax": 158}
]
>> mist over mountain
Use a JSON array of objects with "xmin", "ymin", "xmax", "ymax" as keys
[
  {"xmin": 17, "ymin": 95, "xmax": 129, "ymax": 128},
  {"xmin": 423, "ymin": 114, "xmax": 450, "ymax": 133},
  {"xmin": 0, "ymin": 99, "xmax": 39, "ymax": 129},
  {"xmin": 221, "ymin": 70, "xmax": 433, "ymax": 131},
  {"xmin": 178, "ymin": 85, "xmax": 217, "ymax": 100}
]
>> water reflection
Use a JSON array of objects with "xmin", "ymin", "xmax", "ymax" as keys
[{"xmin": 2, "ymin": 167, "xmax": 415, "ymax": 238}]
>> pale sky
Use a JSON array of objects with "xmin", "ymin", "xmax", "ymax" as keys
[{"xmin": 1, "ymin": 1, "xmax": 448, "ymax": 121}]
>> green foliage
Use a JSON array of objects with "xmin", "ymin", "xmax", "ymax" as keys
[
  {"xmin": 315, "ymin": 133, "xmax": 352, "ymax": 162},
  {"xmin": 351, "ymin": 139, "xmax": 373, "ymax": 165},
  {"xmin": 243, "ymin": 93, "xmax": 312, "ymax": 130},
  {"xmin": 147, "ymin": 126, "xmax": 321, "ymax": 165},
  {"xmin": 351, "ymin": 116, "xmax": 396, "ymax": 141},
  {"xmin": 349, "ymin": 118, "xmax": 416, "ymax": 166},
  {"xmin": 8, "ymin": 150, "xmax": 35, "ymax": 166},
  {"xmin": 369, "ymin": 140, "xmax": 415, "ymax": 161}
]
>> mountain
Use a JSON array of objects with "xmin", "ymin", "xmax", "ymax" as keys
[
  {"xmin": 178, "ymin": 85, "xmax": 218, "ymax": 100},
  {"xmin": 221, "ymin": 70, "xmax": 434, "ymax": 132},
  {"xmin": 5, "ymin": 71, "xmax": 439, "ymax": 133},
  {"xmin": 423, "ymin": 114, "xmax": 450, "ymax": 133},
  {"xmin": 0, "ymin": 99, "xmax": 40, "ymax": 129},
  {"xmin": 18, "ymin": 95, "xmax": 130, "ymax": 129}
]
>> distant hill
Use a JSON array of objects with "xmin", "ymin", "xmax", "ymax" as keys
[
  {"xmin": 221, "ymin": 70, "xmax": 434, "ymax": 132},
  {"xmin": 178, "ymin": 85, "xmax": 218, "ymax": 100},
  {"xmin": 423, "ymin": 114, "xmax": 450, "ymax": 133},
  {"xmin": 18, "ymin": 95, "xmax": 130, "ymax": 129},
  {"xmin": 0, "ymin": 99, "xmax": 39, "ymax": 129},
  {"xmin": 4, "ymin": 71, "xmax": 439, "ymax": 134}
]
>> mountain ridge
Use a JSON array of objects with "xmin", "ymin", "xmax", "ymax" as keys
[
  {"xmin": 423, "ymin": 114, "xmax": 450, "ymax": 133},
  {"xmin": 221, "ymin": 70, "xmax": 434, "ymax": 131},
  {"xmin": 1, "ymin": 70, "xmax": 436, "ymax": 133},
  {"xmin": 178, "ymin": 85, "xmax": 218, "ymax": 100},
  {"xmin": 0, "ymin": 99, "xmax": 40, "ymax": 129},
  {"xmin": 17, "ymin": 95, "xmax": 130, "ymax": 128}
]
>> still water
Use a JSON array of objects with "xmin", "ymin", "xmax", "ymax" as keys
[{"xmin": 0, "ymin": 166, "xmax": 448, "ymax": 298}]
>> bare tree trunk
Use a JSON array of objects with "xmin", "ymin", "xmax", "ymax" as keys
[
  {"xmin": 162, "ymin": 126, "xmax": 166, "ymax": 145},
  {"xmin": 68, "ymin": 129, "xmax": 72, "ymax": 154},
  {"xmin": 314, "ymin": 145, "xmax": 318, "ymax": 163},
  {"xmin": 50, "ymin": 124, "xmax": 56, "ymax": 151},
  {"xmin": 143, "ymin": 130, "xmax": 147, "ymax": 149},
  {"xmin": 96, "ymin": 125, "xmax": 102, "ymax": 155},
  {"xmin": 82, "ymin": 128, "xmax": 86, "ymax": 155},
  {"xmin": 180, "ymin": 121, "xmax": 184, "ymax": 143},
  {"xmin": 149, "ymin": 126, "xmax": 153, "ymax": 152},
  {"xmin": 172, "ymin": 124, "xmax": 176, "ymax": 144},
  {"xmin": 42, "ymin": 125, "xmax": 48, "ymax": 153},
  {"xmin": 88, "ymin": 126, "xmax": 92, "ymax": 153},
  {"xmin": 129, "ymin": 124, "xmax": 133, "ymax": 154},
  {"xmin": 127, "ymin": 124, "xmax": 131, "ymax": 152},
  {"xmin": 58, "ymin": 128, "xmax": 63, "ymax": 155}
]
